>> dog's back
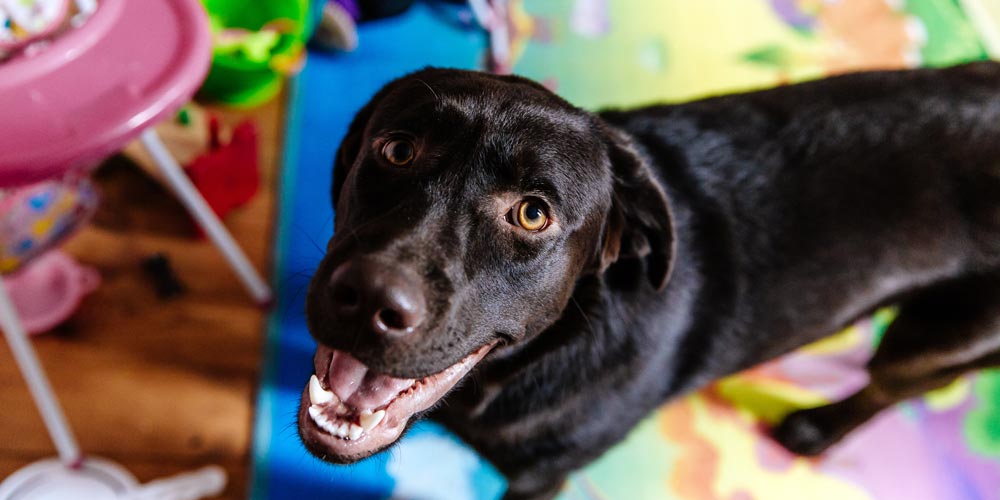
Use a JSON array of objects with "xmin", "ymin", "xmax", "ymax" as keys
[
  {"xmin": 588, "ymin": 62, "xmax": 1000, "ymax": 462},
  {"xmin": 602, "ymin": 61, "xmax": 1000, "ymax": 367}
]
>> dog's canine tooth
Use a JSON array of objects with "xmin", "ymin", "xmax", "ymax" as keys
[
  {"xmin": 309, "ymin": 374, "xmax": 335, "ymax": 405},
  {"xmin": 359, "ymin": 409, "xmax": 386, "ymax": 431},
  {"xmin": 348, "ymin": 424, "xmax": 364, "ymax": 440}
]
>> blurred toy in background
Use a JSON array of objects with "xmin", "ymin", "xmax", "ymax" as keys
[
  {"xmin": 0, "ymin": 177, "xmax": 100, "ymax": 334},
  {"xmin": 469, "ymin": 0, "xmax": 557, "ymax": 73},
  {"xmin": 313, "ymin": 0, "xmax": 360, "ymax": 51},
  {"xmin": 312, "ymin": 0, "xmax": 472, "ymax": 52},
  {"xmin": 0, "ymin": 177, "xmax": 98, "ymax": 275},
  {"xmin": 0, "ymin": 0, "xmax": 261, "ymax": 490},
  {"xmin": 0, "ymin": 0, "xmax": 67, "ymax": 50},
  {"xmin": 186, "ymin": 116, "xmax": 260, "ymax": 221},
  {"xmin": 211, "ymin": 17, "xmax": 298, "ymax": 65},
  {"xmin": 115, "ymin": 104, "xmax": 262, "ymax": 234},
  {"xmin": 141, "ymin": 253, "xmax": 187, "ymax": 300},
  {"xmin": 3, "ymin": 250, "xmax": 99, "ymax": 334},
  {"xmin": 569, "ymin": 0, "xmax": 608, "ymax": 38},
  {"xmin": 198, "ymin": 0, "xmax": 312, "ymax": 107},
  {"xmin": 0, "ymin": 0, "xmax": 97, "ymax": 59},
  {"xmin": 752, "ymin": 0, "xmax": 931, "ymax": 77}
]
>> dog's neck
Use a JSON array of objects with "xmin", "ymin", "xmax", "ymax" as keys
[
  {"xmin": 427, "ymin": 164, "xmax": 774, "ymax": 479},
  {"xmin": 435, "ymin": 204, "xmax": 727, "ymax": 428}
]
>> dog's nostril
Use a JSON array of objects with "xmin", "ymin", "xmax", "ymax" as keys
[{"xmin": 376, "ymin": 308, "xmax": 408, "ymax": 331}]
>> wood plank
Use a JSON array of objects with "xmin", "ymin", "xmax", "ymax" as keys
[{"xmin": 0, "ymin": 340, "xmax": 254, "ymax": 458}]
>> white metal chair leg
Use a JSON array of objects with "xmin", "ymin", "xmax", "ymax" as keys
[
  {"xmin": 0, "ymin": 277, "xmax": 81, "ymax": 466},
  {"xmin": 139, "ymin": 129, "xmax": 272, "ymax": 305}
]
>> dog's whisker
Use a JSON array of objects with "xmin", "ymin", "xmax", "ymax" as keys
[{"xmin": 292, "ymin": 223, "xmax": 329, "ymax": 257}]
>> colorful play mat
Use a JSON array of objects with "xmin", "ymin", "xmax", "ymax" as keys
[{"xmin": 254, "ymin": 1, "xmax": 1000, "ymax": 499}]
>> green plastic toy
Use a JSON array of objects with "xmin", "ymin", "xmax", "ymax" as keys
[{"xmin": 198, "ymin": 0, "xmax": 312, "ymax": 107}]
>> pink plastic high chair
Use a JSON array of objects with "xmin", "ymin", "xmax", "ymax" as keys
[{"xmin": 0, "ymin": 0, "xmax": 272, "ymax": 497}]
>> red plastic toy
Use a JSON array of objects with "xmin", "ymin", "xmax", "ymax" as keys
[{"xmin": 185, "ymin": 116, "xmax": 260, "ymax": 220}]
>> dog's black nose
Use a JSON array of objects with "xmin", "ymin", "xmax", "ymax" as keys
[{"xmin": 328, "ymin": 259, "xmax": 427, "ymax": 337}]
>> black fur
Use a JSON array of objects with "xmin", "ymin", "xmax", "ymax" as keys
[{"xmin": 303, "ymin": 62, "xmax": 1000, "ymax": 499}]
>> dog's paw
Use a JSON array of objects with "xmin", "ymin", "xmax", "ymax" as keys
[{"xmin": 771, "ymin": 410, "xmax": 840, "ymax": 457}]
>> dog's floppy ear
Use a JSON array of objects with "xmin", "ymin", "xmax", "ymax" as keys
[{"xmin": 597, "ymin": 127, "xmax": 676, "ymax": 290}]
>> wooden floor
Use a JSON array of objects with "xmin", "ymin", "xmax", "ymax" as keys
[{"xmin": 0, "ymin": 98, "xmax": 285, "ymax": 499}]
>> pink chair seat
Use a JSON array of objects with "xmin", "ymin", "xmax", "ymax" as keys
[{"xmin": 0, "ymin": 0, "xmax": 211, "ymax": 188}]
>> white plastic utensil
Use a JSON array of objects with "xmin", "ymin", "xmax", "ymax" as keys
[{"xmin": 0, "ymin": 457, "xmax": 225, "ymax": 500}]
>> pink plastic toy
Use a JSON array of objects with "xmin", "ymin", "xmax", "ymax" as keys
[
  {"xmin": 0, "ymin": 0, "xmax": 272, "ymax": 497},
  {"xmin": 3, "ymin": 250, "xmax": 99, "ymax": 333}
]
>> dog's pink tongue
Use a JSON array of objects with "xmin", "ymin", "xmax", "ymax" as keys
[{"xmin": 326, "ymin": 351, "xmax": 415, "ymax": 411}]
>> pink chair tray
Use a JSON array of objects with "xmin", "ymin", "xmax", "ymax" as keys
[{"xmin": 0, "ymin": 0, "xmax": 211, "ymax": 188}]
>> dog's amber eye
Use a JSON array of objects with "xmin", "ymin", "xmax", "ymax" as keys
[
  {"xmin": 382, "ymin": 139, "xmax": 415, "ymax": 166},
  {"xmin": 516, "ymin": 200, "xmax": 550, "ymax": 232}
]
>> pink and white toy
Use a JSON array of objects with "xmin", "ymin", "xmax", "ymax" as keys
[
  {"xmin": 3, "ymin": 250, "xmax": 99, "ymax": 334},
  {"xmin": 0, "ymin": 0, "xmax": 272, "ymax": 497}
]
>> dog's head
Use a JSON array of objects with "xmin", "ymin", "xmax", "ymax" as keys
[{"xmin": 298, "ymin": 68, "xmax": 675, "ymax": 461}]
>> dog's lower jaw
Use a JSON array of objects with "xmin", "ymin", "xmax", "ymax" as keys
[
  {"xmin": 298, "ymin": 397, "xmax": 408, "ymax": 463},
  {"xmin": 297, "ymin": 343, "xmax": 495, "ymax": 462},
  {"xmin": 298, "ymin": 419, "xmax": 398, "ymax": 465}
]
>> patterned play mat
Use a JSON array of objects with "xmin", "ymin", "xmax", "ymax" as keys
[{"xmin": 254, "ymin": 1, "xmax": 1000, "ymax": 499}]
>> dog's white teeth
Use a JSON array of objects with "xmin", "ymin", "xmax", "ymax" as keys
[
  {"xmin": 359, "ymin": 409, "xmax": 386, "ymax": 431},
  {"xmin": 308, "ymin": 405, "xmax": 324, "ymax": 422},
  {"xmin": 309, "ymin": 374, "xmax": 335, "ymax": 405},
  {"xmin": 348, "ymin": 424, "xmax": 364, "ymax": 440},
  {"xmin": 309, "ymin": 404, "xmax": 370, "ymax": 440},
  {"xmin": 309, "ymin": 405, "xmax": 338, "ymax": 435},
  {"xmin": 308, "ymin": 393, "xmax": 385, "ymax": 440}
]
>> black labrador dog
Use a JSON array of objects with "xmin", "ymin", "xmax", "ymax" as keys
[{"xmin": 299, "ymin": 61, "xmax": 1000, "ymax": 499}]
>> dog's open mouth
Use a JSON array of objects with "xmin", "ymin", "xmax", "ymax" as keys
[{"xmin": 298, "ymin": 343, "xmax": 493, "ymax": 461}]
